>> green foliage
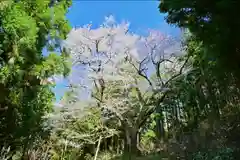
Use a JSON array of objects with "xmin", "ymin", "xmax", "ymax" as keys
[
  {"xmin": 192, "ymin": 148, "xmax": 235, "ymax": 160},
  {"xmin": 46, "ymin": 105, "xmax": 119, "ymax": 159},
  {"xmin": 159, "ymin": 0, "xmax": 240, "ymax": 80},
  {"xmin": 0, "ymin": 0, "xmax": 72, "ymax": 152},
  {"xmin": 1, "ymin": 1, "xmax": 240, "ymax": 159}
]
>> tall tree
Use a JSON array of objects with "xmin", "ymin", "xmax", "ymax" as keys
[
  {"xmin": 64, "ymin": 16, "xmax": 187, "ymax": 156},
  {"xmin": 159, "ymin": 0, "xmax": 240, "ymax": 82},
  {"xmin": 0, "ymin": 0, "xmax": 72, "ymax": 151}
]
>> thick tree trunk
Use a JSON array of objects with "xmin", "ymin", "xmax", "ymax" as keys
[{"xmin": 123, "ymin": 127, "xmax": 140, "ymax": 158}]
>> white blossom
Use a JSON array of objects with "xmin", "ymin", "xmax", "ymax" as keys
[{"xmin": 62, "ymin": 15, "xmax": 186, "ymax": 125}]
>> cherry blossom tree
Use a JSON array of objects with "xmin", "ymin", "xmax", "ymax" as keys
[{"xmin": 64, "ymin": 15, "xmax": 188, "ymax": 155}]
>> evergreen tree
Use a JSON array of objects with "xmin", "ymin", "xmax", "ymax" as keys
[
  {"xmin": 159, "ymin": 0, "xmax": 240, "ymax": 81},
  {"xmin": 0, "ymin": 0, "xmax": 72, "ymax": 150}
]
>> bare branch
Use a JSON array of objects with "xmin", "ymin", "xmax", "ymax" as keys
[
  {"xmin": 164, "ymin": 55, "xmax": 190, "ymax": 87},
  {"xmin": 135, "ymin": 56, "xmax": 190, "ymax": 128},
  {"xmin": 128, "ymin": 57, "xmax": 153, "ymax": 87},
  {"xmin": 93, "ymin": 80, "xmax": 99, "ymax": 93},
  {"xmin": 154, "ymin": 59, "xmax": 173, "ymax": 86}
]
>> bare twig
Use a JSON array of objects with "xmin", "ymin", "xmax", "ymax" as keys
[
  {"xmin": 128, "ymin": 57, "xmax": 153, "ymax": 87},
  {"xmin": 163, "ymin": 55, "xmax": 190, "ymax": 87}
]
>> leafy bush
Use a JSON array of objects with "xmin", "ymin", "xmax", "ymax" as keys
[{"xmin": 192, "ymin": 148, "xmax": 235, "ymax": 160}]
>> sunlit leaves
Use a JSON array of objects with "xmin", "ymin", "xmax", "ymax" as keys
[{"xmin": 0, "ymin": 0, "xmax": 72, "ymax": 149}]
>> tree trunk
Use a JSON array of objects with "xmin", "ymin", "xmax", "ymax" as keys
[
  {"xmin": 155, "ymin": 107, "xmax": 166, "ymax": 142},
  {"xmin": 123, "ymin": 127, "xmax": 140, "ymax": 158}
]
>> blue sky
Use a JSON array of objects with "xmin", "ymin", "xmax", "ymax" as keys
[{"xmin": 53, "ymin": 1, "xmax": 180, "ymax": 101}]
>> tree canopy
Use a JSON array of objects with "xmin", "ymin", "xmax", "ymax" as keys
[
  {"xmin": 159, "ymin": 0, "xmax": 240, "ymax": 81},
  {"xmin": 1, "ymin": 1, "xmax": 240, "ymax": 160},
  {"xmin": 0, "ymin": 0, "xmax": 72, "ymax": 152}
]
